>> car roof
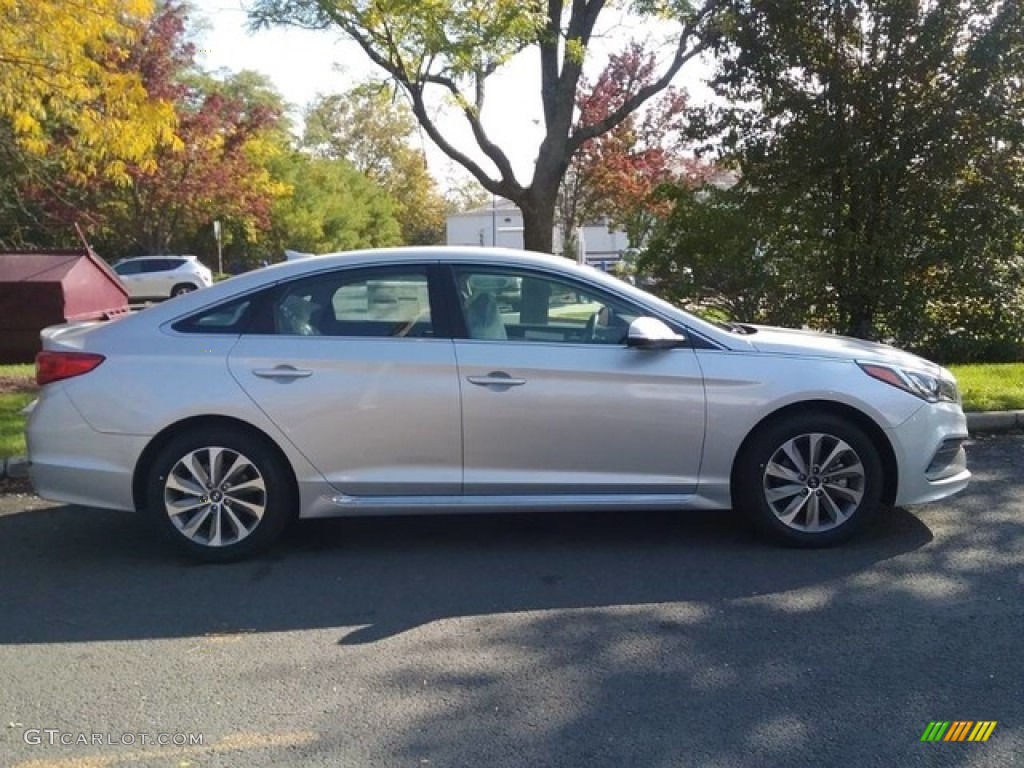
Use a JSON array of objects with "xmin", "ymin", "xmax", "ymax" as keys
[
  {"xmin": 295, "ymin": 246, "xmax": 573, "ymax": 268},
  {"xmin": 116, "ymin": 255, "xmax": 196, "ymax": 262}
]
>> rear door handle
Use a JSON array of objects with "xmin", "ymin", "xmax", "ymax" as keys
[
  {"xmin": 467, "ymin": 372, "xmax": 526, "ymax": 387},
  {"xmin": 252, "ymin": 365, "xmax": 313, "ymax": 380}
]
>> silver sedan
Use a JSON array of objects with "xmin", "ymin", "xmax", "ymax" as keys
[{"xmin": 25, "ymin": 247, "xmax": 970, "ymax": 560}]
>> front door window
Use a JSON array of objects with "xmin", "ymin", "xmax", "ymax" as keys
[{"xmin": 454, "ymin": 268, "xmax": 639, "ymax": 345}]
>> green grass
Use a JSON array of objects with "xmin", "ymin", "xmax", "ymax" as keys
[
  {"xmin": 949, "ymin": 363, "xmax": 1024, "ymax": 412},
  {"xmin": 0, "ymin": 363, "xmax": 35, "ymax": 379},
  {"xmin": 0, "ymin": 363, "xmax": 35, "ymax": 458},
  {"xmin": 0, "ymin": 392, "xmax": 34, "ymax": 457}
]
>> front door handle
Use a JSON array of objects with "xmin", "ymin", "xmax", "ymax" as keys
[
  {"xmin": 467, "ymin": 372, "xmax": 526, "ymax": 387},
  {"xmin": 252, "ymin": 365, "xmax": 313, "ymax": 380}
]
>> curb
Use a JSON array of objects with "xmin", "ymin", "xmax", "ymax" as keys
[
  {"xmin": 966, "ymin": 410, "xmax": 1024, "ymax": 433},
  {"xmin": 0, "ymin": 412, "xmax": 1020, "ymax": 480},
  {"xmin": 1, "ymin": 456, "xmax": 29, "ymax": 480}
]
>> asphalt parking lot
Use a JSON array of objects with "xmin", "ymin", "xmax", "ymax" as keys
[{"xmin": 0, "ymin": 434, "xmax": 1021, "ymax": 768}]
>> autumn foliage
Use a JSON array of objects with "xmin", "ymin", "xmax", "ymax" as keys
[
  {"xmin": 564, "ymin": 44, "xmax": 714, "ymax": 250},
  {"xmin": 5, "ymin": 3, "xmax": 295, "ymax": 260},
  {"xmin": 109, "ymin": 5, "xmax": 288, "ymax": 253},
  {"xmin": 0, "ymin": 0, "xmax": 177, "ymax": 180}
]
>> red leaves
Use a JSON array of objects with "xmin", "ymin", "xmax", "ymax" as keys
[
  {"xmin": 128, "ymin": 2, "xmax": 194, "ymax": 103},
  {"xmin": 27, "ymin": 1, "xmax": 286, "ymax": 253},
  {"xmin": 569, "ymin": 42, "xmax": 713, "ymax": 241}
]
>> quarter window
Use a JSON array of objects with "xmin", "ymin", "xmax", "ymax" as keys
[{"xmin": 172, "ymin": 295, "xmax": 255, "ymax": 334}]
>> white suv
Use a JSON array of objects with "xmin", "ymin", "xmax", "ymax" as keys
[{"xmin": 113, "ymin": 255, "xmax": 213, "ymax": 301}]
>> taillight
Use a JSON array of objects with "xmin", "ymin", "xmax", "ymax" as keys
[{"xmin": 35, "ymin": 351, "xmax": 105, "ymax": 386}]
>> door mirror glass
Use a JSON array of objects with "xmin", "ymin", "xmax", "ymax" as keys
[{"xmin": 626, "ymin": 317, "xmax": 688, "ymax": 349}]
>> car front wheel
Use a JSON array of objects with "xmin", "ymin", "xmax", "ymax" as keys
[
  {"xmin": 733, "ymin": 412, "xmax": 883, "ymax": 547},
  {"xmin": 171, "ymin": 283, "xmax": 197, "ymax": 297},
  {"xmin": 145, "ymin": 427, "xmax": 295, "ymax": 561}
]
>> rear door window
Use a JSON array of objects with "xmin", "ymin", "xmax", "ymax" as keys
[{"xmin": 271, "ymin": 267, "xmax": 434, "ymax": 338}]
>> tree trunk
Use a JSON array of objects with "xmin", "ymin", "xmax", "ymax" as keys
[
  {"xmin": 840, "ymin": 294, "xmax": 877, "ymax": 340},
  {"xmin": 518, "ymin": 189, "xmax": 558, "ymax": 255}
]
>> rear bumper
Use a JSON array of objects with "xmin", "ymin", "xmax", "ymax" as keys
[{"xmin": 25, "ymin": 388, "xmax": 144, "ymax": 511}]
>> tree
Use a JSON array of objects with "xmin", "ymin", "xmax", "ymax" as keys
[
  {"xmin": 112, "ymin": 6, "xmax": 290, "ymax": 255},
  {"xmin": 304, "ymin": 82, "xmax": 447, "ymax": 244},
  {"xmin": 264, "ymin": 151, "xmax": 403, "ymax": 257},
  {"xmin": 560, "ymin": 43, "xmax": 711, "ymax": 256},
  {"xmin": 250, "ymin": 0, "xmax": 724, "ymax": 253},
  {"xmin": 638, "ymin": 183, "xmax": 808, "ymax": 325},
  {"xmin": 21, "ymin": 3, "xmax": 292, "ymax": 261},
  {"xmin": 668, "ymin": 0, "xmax": 1024, "ymax": 358},
  {"xmin": 0, "ymin": 0, "xmax": 177, "ymax": 181},
  {"xmin": 115, "ymin": 69, "xmax": 289, "ymax": 255}
]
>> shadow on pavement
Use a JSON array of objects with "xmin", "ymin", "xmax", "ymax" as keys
[{"xmin": 0, "ymin": 498, "xmax": 931, "ymax": 646}]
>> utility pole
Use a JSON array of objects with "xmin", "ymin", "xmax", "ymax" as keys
[
  {"xmin": 213, "ymin": 220, "xmax": 223, "ymax": 276},
  {"xmin": 491, "ymin": 195, "xmax": 497, "ymax": 246}
]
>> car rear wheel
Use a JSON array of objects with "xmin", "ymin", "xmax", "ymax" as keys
[
  {"xmin": 733, "ymin": 412, "xmax": 883, "ymax": 547},
  {"xmin": 171, "ymin": 283, "xmax": 197, "ymax": 297},
  {"xmin": 145, "ymin": 427, "xmax": 295, "ymax": 562}
]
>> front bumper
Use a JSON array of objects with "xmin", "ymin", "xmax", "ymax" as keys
[{"xmin": 889, "ymin": 401, "xmax": 971, "ymax": 506}]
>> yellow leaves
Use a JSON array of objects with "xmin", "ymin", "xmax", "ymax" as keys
[
  {"xmin": 244, "ymin": 136, "xmax": 291, "ymax": 201},
  {"xmin": 0, "ymin": 0, "xmax": 176, "ymax": 182},
  {"xmin": 11, "ymin": 112, "xmax": 37, "ymax": 136},
  {"xmin": 566, "ymin": 37, "xmax": 586, "ymax": 65},
  {"xmin": 244, "ymin": 135, "xmax": 283, "ymax": 164}
]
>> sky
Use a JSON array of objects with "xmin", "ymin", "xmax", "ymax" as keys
[
  {"xmin": 190, "ymin": 1, "xmax": 713, "ymax": 188},
  {"xmin": 192, "ymin": 1, "xmax": 371, "ymax": 117}
]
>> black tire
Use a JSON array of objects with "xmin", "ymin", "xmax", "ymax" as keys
[
  {"xmin": 144, "ymin": 426, "xmax": 296, "ymax": 562},
  {"xmin": 733, "ymin": 412, "xmax": 883, "ymax": 547},
  {"xmin": 171, "ymin": 283, "xmax": 197, "ymax": 297}
]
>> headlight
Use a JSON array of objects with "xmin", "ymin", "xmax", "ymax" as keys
[{"xmin": 858, "ymin": 362, "xmax": 960, "ymax": 404}]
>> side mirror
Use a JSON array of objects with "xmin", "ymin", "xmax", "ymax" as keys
[{"xmin": 626, "ymin": 317, "xmax": 688, "ymax": 349}]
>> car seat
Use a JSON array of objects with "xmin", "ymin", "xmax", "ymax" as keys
[{"xmin": 465, "ymin": 292, "xmax": 507, "ymax": 340}]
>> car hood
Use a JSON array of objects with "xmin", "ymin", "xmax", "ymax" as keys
[{"xmin": 745, "ymin": 325, "xmax": 947, "ymax": 374}]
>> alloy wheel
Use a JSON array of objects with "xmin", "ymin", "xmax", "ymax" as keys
[
  {"xmin": 163, "ymin": 446, "xmax": 267, "ymax": 547},
  {"xmin": 761, "ymin": 432, "xmax": 866, "ymax": 533}
]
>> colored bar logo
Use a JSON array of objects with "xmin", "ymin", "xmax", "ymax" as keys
[{"xmin": 921, "ymin": 721, "xmax": 997, "ymax": 742}]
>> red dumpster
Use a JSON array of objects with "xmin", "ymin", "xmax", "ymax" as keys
[{"xmin": 0, "ymin": 248, "xmax": 129, "ymax": 363}]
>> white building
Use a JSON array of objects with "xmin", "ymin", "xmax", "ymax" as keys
[{"xmin": 445, "ymin": 199, "xmax": 630, "ymax": 272}]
